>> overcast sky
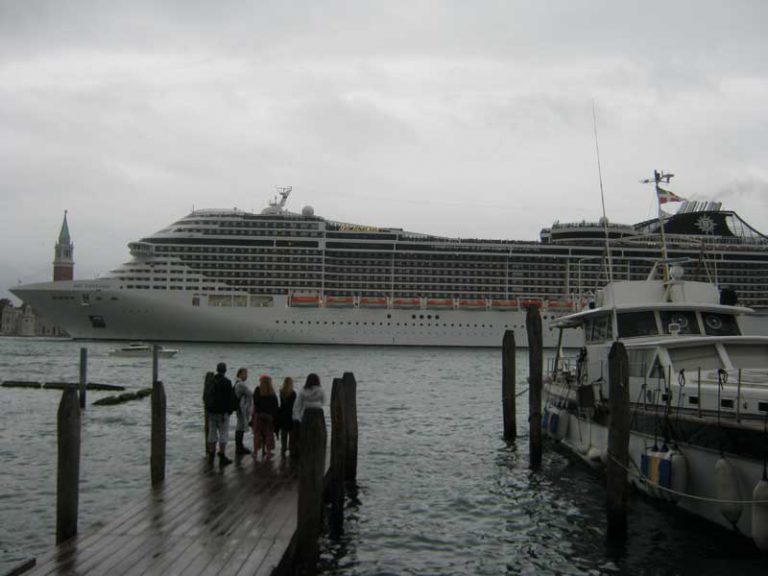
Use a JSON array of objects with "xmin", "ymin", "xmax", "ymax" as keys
[{"xmin": 1, "ymin": 1, "xmax": 767, "ymax": 301}]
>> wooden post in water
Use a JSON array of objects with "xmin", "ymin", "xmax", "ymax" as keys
[
  {"xmin": 295, "ymin": 407, "xmax": 327, "ymax": 574},
  {"xmin": 151, "ymin": 344, "xmax": 160, "ymax": 387},
  {"xmin": 526, "ymin": 306, "xmax": 543, "ymax": 468},
  {"xmin": 151, "ymin": 380, "xmax": 167, "ymax": 486},
  {"xmin": 342, "ymin": 371, "xmax": 358, "ymax": 482},
  {"xmin": 502, "ymin": 330, "xmax": 516, "ymax": 440},
  {"xmin": 606, "ymin": 341, "xmax": 630, "ymax": 541},
  {"xmin": 329, "ymin": 377, "xmax": 346, "ymax": 534},
  {"xmin": 57, "ymin": 387, "xmax": 81, "ymax": 544},
  {"xmin": 78, "ymin": 347, "xmax": 87, "ymax": 409}
]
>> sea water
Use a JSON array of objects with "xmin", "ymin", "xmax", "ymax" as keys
[{"xmin": 0, "ymin": 338, "xmax": 766, "ymax": 575}]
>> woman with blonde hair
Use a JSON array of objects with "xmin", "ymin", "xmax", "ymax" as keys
[
  {"xmin": 251, "ymin": 374, "xmax": 279, "ymax": 458},
  {"xmin": 276, "ymin": 377, "xmax": 297, "ymax": 457}
]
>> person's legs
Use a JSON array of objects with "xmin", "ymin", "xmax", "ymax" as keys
[{"xmin": 218, "ymin": 415, "xmax": 232, "ymax": 465}]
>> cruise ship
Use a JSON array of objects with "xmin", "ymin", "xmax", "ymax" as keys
[{"xmin": 11, "ymin": 187, "xmax": 768, "ymax": 347}]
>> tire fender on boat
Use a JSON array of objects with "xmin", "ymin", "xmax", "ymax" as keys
[
  {"xmin": 751, "ymin": 478, "xmax": 768, "ymax": 551},
  {"xmin": 715, "ymin": 458, "xmax": 743, "ymax": 525}
]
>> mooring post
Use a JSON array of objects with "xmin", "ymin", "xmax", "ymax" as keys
[
  {"xmin": 57, "ymin": 387, "xmax": 81, "ymax": 544},
  {"xmin": 502, "ymin": 330, "xmax": 516, "ymax": 440},
  {"xmin": 526, "ymin": 306, "xmax": 543, "ymax": 468},
  {"xmin": 329, "ymin": 377, "xmax": 346, "ymax": 535},
  {"xmin": 78, "ymin": 347, "xmax": 87, "ymax": 409},
  {"xmin": 152, "ymin": 344, "xmax": 160, "ymax": 385},
  {"xmin": 296, "ymin": 407, "xmax": 327, "ymax": 573},
  {"xmin": 342, "ymin": 371, "xmax": 358, "ymax": 482},
  {"xmin": 607, "ymin": 341, "xmax": 630, "ymax": 541},
  {"xmin": 151, "ymin": 380, "xmax": 167, "ymax": 486}
]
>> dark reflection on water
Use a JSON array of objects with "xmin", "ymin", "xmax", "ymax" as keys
[{"xmin": 1, "ymin": 340, "xmax": 767, "ymax": 575}]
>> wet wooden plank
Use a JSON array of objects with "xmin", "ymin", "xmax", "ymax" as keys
[{"xmin": 26, "ymin": 456, "xmax": 300, "ymax": 576}]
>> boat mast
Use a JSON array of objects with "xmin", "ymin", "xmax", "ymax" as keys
[
  {"xmin": 592, "ymin": 102, "xmax": 614, "ymax": 285},
  {"xmin": 642, "ymin": 169, "xmax": 675, "ymax": 281}
]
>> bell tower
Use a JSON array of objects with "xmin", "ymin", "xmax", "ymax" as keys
[{"xmin": 53, "ymin": 211, "xmax": 74, "ymax": 281}]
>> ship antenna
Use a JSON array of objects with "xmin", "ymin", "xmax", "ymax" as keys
[
  {"xmin": 640, "ymin": 170, "xmax": 675, "ymax": 281},
  {"xmin": 592, "ymin": 101, "xmax": 614, "ymax": 284}
]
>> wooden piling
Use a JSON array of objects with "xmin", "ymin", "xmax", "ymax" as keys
[
  {"xmin": 56, "ymin": 387, "xmax": 81, "ymax": 544},
  {"xmin": 526, "ymin": 305, "xmax": 543, "ymax": 468},
  {"xmin": 502, "ymin": 330, "xmax": 516, "ymax": 440},
  {"xmin": 329, "ymin": 377, "xmax": 346, "ymax": 534},
  {"xmin": 151, "ymin": 344, "xmax": 160, "ymax": 386},
  {"xmin": 78, "ymin": 347, "xmax": 87, "ymax": 410},
  {"xmin": 342, "ymin": 371, "xmax": 358, "ymax": 482},
  {"xmin": 606, "ymin": 341, "xmax": 630, "ymax": 541},
  {"xmin": 295, "ymin": 407, "xmax": 327, "ymax": 574},
  {"xmin": 151, "ymin": 380, "xmax": 166, "ymax": 486}
]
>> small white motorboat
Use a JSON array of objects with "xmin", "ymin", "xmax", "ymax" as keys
[{"xmin": 108, "ymin": 343, "xmax": 179, "ymax": 358}]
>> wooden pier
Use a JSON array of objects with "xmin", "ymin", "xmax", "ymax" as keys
[
  {"xmin": 25, "ymin": 458, "xmax": 299, "ymax": 576},
  {"xmin": 10, "ymin": 363, "xmax": 359, "ymax": 576}
]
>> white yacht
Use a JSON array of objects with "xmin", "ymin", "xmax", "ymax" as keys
[{"xmin": 544, "ymin": 266, "xmax": 768, "ymax": 549}]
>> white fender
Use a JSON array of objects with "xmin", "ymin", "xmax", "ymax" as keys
[
  {"xmin": 715, "ymin": 458, "xmax": 743, "ymax": 525},
  {"xmin": 751, "ymin": 478, "xmax": 768, "ymax": 551},
  {"xmin": 586, "ymin": 447, "xmax": 604, "ymax": 468},
  {"xmin": 555, "ymin": 411, "xmax": 569, "ymax": 440},
  {"xmin": 668, "ymin": 450, "xmax": 688, "ymax": 503}
]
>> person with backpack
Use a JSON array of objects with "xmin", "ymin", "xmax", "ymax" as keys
[{"xmin": 204, "ymin": 362, "xmax": 236, "ymax": 466}]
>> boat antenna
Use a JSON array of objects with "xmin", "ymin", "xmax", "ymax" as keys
[
  {"xmin": 592, "ymin": 101, "xmax": 614, "ymax": 284},
  {"xmin": 640, "ymin": 170, "xmax": 677, "ymax": 281}
]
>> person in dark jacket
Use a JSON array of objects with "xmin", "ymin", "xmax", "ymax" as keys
[
  {"xmin": 276, "ymin": 377, "xmax": 297, "ymax": 457},
  {"xmin": 252, "ymin": 374, "xmax": 279, "ymax": 459},
  {"xmin": 204, "ymin": 362, "xmax": 236, "ymax": 466}
]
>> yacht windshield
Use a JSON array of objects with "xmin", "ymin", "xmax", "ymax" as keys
[
  {"xmin": 702, "ymin": 312, "xmax": 741, "ymax": 336},
  {"xmin": 660, "ymin": 311, "xmax": 700, "ymax": 335},
  {"xmin": 617, "ymin": 311, "xmax": 658, "ymax": 338}
]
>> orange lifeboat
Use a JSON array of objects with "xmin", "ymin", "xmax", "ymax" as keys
[
  {"xmin": 393, "ymin": 298, "xmax": 420, "ymax": 309},
  {"xmin": 458, "ymin": 299, "xmax": 487, "ymax": 310},
  {"xmin": 325, "ymin": 296, "xmax": 354, "ymax": 308},
  {"xmin": 547, "ymin": 300, "xmax": 574, "ymax": 311},
  {"xmin": 290, "ymin": 294, "xmax": 321, "ymax": 307},
  {"xmin": 491, "ymin": 299, "xmax": 518, "ymax": 311},
  {"xmin": 426, "ymin": 298, "xmax": 454, "ymax": 309},
  {"xmin": 521, "ymin": 299, "xmax": 542, "ymax": 309},
  {"xmin": 359, "ymin": 297, "xmax": 388, "ymax": 308}
]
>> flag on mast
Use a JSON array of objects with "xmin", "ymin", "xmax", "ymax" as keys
[{"xmin": 657, "ymin": 187, "xmax": 685, "ymax": 204}]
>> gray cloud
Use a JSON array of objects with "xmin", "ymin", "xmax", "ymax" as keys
[{"xmin": 1, "ymin": 1, "xmax": 767, "ymax": 299}]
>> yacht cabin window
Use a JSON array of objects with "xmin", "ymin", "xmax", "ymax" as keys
[
  {"xmin": 585, "ymin": 314, "xmax": 613, "ymax": 342},
  {"xmin": 617, "ymin": 311, "xmax": 657, "ymax": 338},
  {"xmin": 702, "ymin": 313, "xmax": 740, "ymax": 336},
  {"xmin": 660, "ymin": 311, "xmax": 700, "ymax": 335}
]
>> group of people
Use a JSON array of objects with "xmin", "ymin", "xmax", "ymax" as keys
[{"xmin": 203, "ymin": 362, "xmax": 325, "ymax": 466}]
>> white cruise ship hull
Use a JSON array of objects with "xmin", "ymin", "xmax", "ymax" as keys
[{"xmin": 12, "ymin": 280, "xmax": 584, "ymax": 348}]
